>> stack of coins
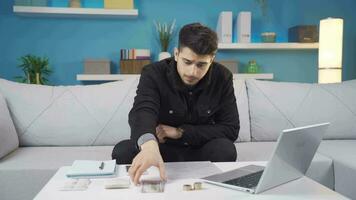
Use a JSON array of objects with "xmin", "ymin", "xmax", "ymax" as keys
[
  {"xmin": 183, "ymin": 182, "xmax": 203, "ymax": 191},
  {"xmin": 183, "ymin": 184, "xmax": 193, "ymax": 191},
  {"xmin": 193, "ymin": 182, "xmax": 202, "ymax": 190}
]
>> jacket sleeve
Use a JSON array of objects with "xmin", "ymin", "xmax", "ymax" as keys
[
  {"xmin": 179, "ymin": 74, "xmax": 240, "ymax": 146},
  {"xmin": 128, "ymin": 67, "xmax": 160, "ymax": 143}
]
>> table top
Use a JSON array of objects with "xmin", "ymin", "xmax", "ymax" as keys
[{"xmin": 34, "ymin": 161, "xmax": 348, "ymax": 200}]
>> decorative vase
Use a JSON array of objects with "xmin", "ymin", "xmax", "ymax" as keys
[
  {"xmin": 35, "ymin": 73, "xmax": 41, "ymax": 84},
  {"xmin": 247, "ymin": 60, "xmax": 259, "ymax": 73},
  {"xmin": 27, "ymin": 73, "xmax": 30, "ymax": 84},
  {"xmin": 158, "ymin": 52, "xmax": 171, "ymax": 61},
  {"xmin": 70, "ymin": 0, "xmax": 81, "ymax": 8}
]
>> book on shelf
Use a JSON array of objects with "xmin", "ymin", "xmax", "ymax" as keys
[
  {"xmin": 119, "ymin": 48, "xmax": 151, "ymax": 74},
  {"xmin": 120, "ymin": 48, "xmax": 150, "ymax": 60}
]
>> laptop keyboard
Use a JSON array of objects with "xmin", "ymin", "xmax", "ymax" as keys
[{"xmin": 223, "ymin": 170, "xmax": 264, "ymax": 188}]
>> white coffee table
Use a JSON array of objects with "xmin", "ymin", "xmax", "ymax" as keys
[{"xmin": 34, "ymin": 161, "xmax": 348, "ymax": 200}]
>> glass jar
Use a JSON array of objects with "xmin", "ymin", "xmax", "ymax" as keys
[
  {"xmin": 247, "ymin": 60, "xmax": 259, "ymax": 73},
  {"xmin": 261, "ymin": 32, "xmax": 276, "ymax": 43}
]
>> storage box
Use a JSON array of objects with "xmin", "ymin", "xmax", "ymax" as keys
[
  {"xmin": 31, "ymin": 0, "xmax": 47, "ymax": 6},
  {"xmin": 15, "ymin": 0, "xmax": 47, "ymax": 6},
  {"xmin": 288, "ymin": 25, "xmax": 318, "ymax": 43},
  {"xmin": 120, "ymin": 60, "xmax": 151, "ymax": 74},
  {"xmin": 69, "ymin": 0, "xmax": 81, "ymax": 8},
  {"xmin": 217, "ymin": 60, "xmax": 239, "ymax": 74},
  {"xmin": 104, "ymin": 0, "xmax": 134, "ymax": 9},
  {"xmin": 82, "ymin": 0, "xmax": 103, "ymax": 8},
  {"xmin": 237, "ymin": 12, "xmax": 251, "ymax": 43},
  {"xmin": 49, "ymin": 0, "xmax": 69, "ymax": 7},
  {"xmin": 15, "ymin": 0, "xmax": 32, "ymax": 6},
  {"xmin": 84, "ymin": 59, "xmax": 111, "ymax": 74}
]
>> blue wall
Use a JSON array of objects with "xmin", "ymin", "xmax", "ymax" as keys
[{"xmin": 0, "ymin": 0, "xmax": 355, "ymax": 85}]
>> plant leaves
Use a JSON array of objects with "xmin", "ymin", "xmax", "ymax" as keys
[{"xmin": 16, "ymin": 54, "xmax": 52, "ymax": 85}]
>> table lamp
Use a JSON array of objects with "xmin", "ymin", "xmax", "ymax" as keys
[{"xmin": 318, "ymin": 18, "xmax": 344, "ymax": 83}]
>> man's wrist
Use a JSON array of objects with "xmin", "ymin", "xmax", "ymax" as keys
[
  {"xmin": 178, "ymin": 125, "xmax": 191, "ymax": 146},
  {"xmin": 141, "ymin": 139, "xmax": 158, "ymax": 151},
  {"xmin": 177, "ymin": 127, "xmax": 184, "ymax": 139},
  {"xmin": 137, "ymin": 133, "xmax": 157, "ymax": 150}
]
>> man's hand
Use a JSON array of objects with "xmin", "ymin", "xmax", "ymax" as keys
[
  {"xmin": 156, "ymin": 124, "xmax": 183, "ymax": 143},
  {"xmin": 128, "ymin": 140, "xmax": 166, "ymax": 185}
]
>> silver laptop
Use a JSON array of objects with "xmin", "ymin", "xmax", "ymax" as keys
[{"xmin": 202, "ymin": 123, "xmax": 330, "ymax": 194}]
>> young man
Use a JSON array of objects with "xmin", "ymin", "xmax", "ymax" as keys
[{"xmin": 112, "ymin": 23, "xmax": 240, "ymax": 185}]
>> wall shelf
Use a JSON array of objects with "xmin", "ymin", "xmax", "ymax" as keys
[
  {"xmin": 13, "ymin": 6, "xmax": 138, "ymax": 18},
  {"xmin": 77, "ymin": 74, "xmax": 139, "ymax": 81},
  {"xmin": 233, "ymin": 73, "xmax": 273, "ymax": 80},
  {"xmin": 218, "ymin": 43, "xmax": 319, "ymax": 50},
  {"xmin": 77, "ymin": 73, "xmax": 274, "ymax": 81}
]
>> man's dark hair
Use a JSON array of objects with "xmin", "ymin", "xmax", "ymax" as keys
[{"xmin": 178, "ymin": 23, "xmax": 218, "ymax": 55}]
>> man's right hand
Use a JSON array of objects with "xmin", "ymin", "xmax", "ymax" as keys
[{"xmin": 128, "ymin": 140, "xmax": 167, "ymax": 185}]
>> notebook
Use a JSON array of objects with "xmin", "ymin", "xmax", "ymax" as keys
[{"xmin": 66, "ymin": 160, "xmax": 117, "ymax": 178}]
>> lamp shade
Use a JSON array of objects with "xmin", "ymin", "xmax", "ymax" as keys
[{"xmin": 318, "ymin": 18, "xmax": 343, "ymax": 83}]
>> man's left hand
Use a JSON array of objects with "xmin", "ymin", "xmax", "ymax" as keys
[{"xmin": 156, "ymin": 124, "xmax": 183, "ymax": 143}]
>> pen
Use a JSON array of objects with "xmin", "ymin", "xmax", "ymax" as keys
[{"xmin": 99, "ymin": 162, "xmax": 104, "ymax": 170}]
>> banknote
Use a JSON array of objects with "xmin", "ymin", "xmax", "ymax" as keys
[
  {"xmin": 141, "ymin": 180, "xmax": 165, "ymax": 193},
  {"xmin": 125, "ymin": 165, "xmax": 148, "ymax": 175}
]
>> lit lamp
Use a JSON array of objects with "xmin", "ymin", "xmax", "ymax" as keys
[{"xmin": 318, "ymin": 18, "xmax": 344, "ymax": 83}]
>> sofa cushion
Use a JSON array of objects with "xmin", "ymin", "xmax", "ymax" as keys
[
  {"xmin": 0, "ymin": 92, "xmax": 19, "ymax": 159},
  {"xmin": 318, "ymin": 140, "xmax": 356, "ymax": 159},
  {"xmin": 233, "ymin": 80, "xmax": 250, "ymax": 142},
  {"xmin": 0, "ymin": 78, "xmax": 138, "ymax": 146},
  {"xmin": 235, "ymin": 141, "xmax": 275, "ymax": 161},
  {"xmin": 246, "ymin": 79, "xmax": 356, "ymax": 141},
  {"xmin": 331, "ymin": 158, "xmax": 356, "ymax": 199},
  {"xmin": 317, "ymin": 140, "xmax": 356, "ymax": 199},
  {"xmin": 0, "ymin": 146, "xmax": 113, "ymax": 200},
  {"xmin": 0, "ymin": 146, "xmax": 113, "ymax": 170},
  {"xmin": 305, "ymin": 152, "xmax": 334, "ymax": 190},
  {"xmin": 0, "ymin": 77, "xmax": 248, "ymax": 146}
]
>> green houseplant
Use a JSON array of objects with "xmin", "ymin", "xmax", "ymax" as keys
[
  {"xmin": 15, "ymin": 54, "xmax": 52, "ymax": 85},
  {"xmin": 154, "ymin": 19, "xmax": 176, "ymax": 60}
]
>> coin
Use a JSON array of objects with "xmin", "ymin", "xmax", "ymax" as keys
[
  {"xmin": 193, "ymin": 182, "xmax": 202, "ymax": 190},
  {"xmin": 183, "ymin": 184, "xmax": 193, "ymax": 191}
]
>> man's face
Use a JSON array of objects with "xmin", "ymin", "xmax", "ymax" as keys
[{"xmin": 174, "ymin": 47, "xmax": 215, "ymax": 86}]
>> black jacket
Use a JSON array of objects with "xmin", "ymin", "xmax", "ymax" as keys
[{"xmin": 129, "ymin": 57, "xmax": 240, "ymax": 146}]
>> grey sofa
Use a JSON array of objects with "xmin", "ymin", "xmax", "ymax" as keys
[{"xmin": 0, "ymin": 77, "xmax": 355, "ymax": 200}]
